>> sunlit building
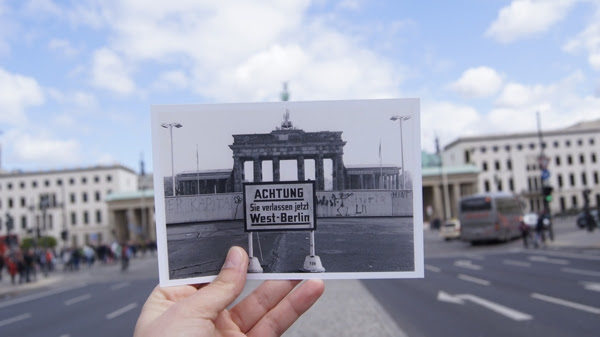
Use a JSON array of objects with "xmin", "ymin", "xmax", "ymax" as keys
[
  {"xmin": 443, "ymin": 119, "xmax": 600, "ymax": 214},
  {"xmin": 0, "ymin": 165, "xmax": 139, "ymax": 247}
]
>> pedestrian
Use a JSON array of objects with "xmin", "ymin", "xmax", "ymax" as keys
[
  {"xmin": 519, "ymin": 219, "xmax": 531, "ymax": 248},
  {"xmin": 7, "ymin": 254, "xmax": 18, "ymax": 285},
  {"xmin": 121, "ymin": 242, "xmax": 130, "ymax": 272},
  {"xmin": 0, "ymin": 253, "xmax": 5, "ymax": 282},
  {"xmin": 534, "ymin": 211, "xmax": 546, "ymax": 248}
]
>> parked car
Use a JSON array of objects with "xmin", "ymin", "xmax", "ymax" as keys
[
  {"xmin": 576, "ymin": 210, "xmax": 599, "ymax": 229},
  {"xmin": 440, "ymin": 219, "xmax": 461, "ymax": 240}
]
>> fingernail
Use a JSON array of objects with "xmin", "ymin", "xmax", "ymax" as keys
[{"xmin": 222, "ymin": 247, "xmax": 242, "ymax": 270}]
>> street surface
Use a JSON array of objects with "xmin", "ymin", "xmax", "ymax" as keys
[
  {"xmin": 0, "ymin": 216, "xmax": 598, "ymax": 337},
  {"xmin": 168, "ymin": 217, "xmax": 415, "ymax": 279}
]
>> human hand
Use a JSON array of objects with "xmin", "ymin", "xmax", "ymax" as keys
[{"xmin": 134, "ymin": 246, "xmax": 325, "ymax": 337}]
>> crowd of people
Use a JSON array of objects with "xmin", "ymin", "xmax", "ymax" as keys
[{"xmin": 0, "ymin": 240, "xmax": 156, "ymax": 285}]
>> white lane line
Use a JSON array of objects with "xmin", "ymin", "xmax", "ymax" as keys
[
  {"xmin": 110, "ymin": 282, "xmax": 130, "ymax": 290},
  {"xmin": 0, "ymin": 283, "xmax": 87, "ymax": 309},
  {"xmin": 531, "ymin": 293, "xmax": 600, "ymax": 314},
  {"xmin": 562, "ymin": 267, "xmax": 600, "ymax": 277},
  {"xmin": 458, "ymin": 274, "xmax": 491, "ymax": 286},
  {"xmin": 64, "ymin": 294, "xmax": 92, "ymax": 306},
  {"xmin": 437, "ymin": 291, "xmax": 532, "ymax": 321},
  {"xmin": 454, "ymin": 260, "xmax": 483, "ymax": 270},
  {"xmin": 528, "ymin": 255, "xmax": 569, "ymax": 265},
  {"xmin": 106, "ymin": 303, "xmax": 138, "ymax": 320},
  {"xmin": 532, "ymin": 250, "xmax": 600, "ymax": 261},
  {"xmin": 503, "ymin": 259, "xmax": 531, "ymax": 268},
  {"xmin": 0, "ymin": 313, "xmax": 32, "ymax": 327},
  {"xmin": 582, "ymin": 282, "xmax": 600, "ymax": 292},
  {"xmin": 425, "ymin": 265, "xmax": 441, "ymax": 273}
]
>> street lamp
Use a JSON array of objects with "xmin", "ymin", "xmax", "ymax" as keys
[
  {"xmin": 161, "ymin": 122, "xmax": 183, "ymax": 196},
  {"xmin": 390, "ymin": 115, "xmax": 411, "ymax": 189}
]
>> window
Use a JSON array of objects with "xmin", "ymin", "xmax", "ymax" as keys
[
  {"xmin": 21, "ymin": 216, "xmax": 27, "ymax": 229},
  {"xmin": 517, "ymin": 144, "xmax": 523, "ymax": 150},
  {"xmin": 580, "ymin": 154, "xmax": 585, "ymax": 164},
  {"xmin": 96, "ymin": 210, "xmax": 102, "ymax": 224},
  {"xmin": 82, "ymin": 192, "xmax": 88, "ymax": 203},
  {"xmin": 484, "ymin": 180, "xmax": 490, "ymax": 192},
  {"xmin": 529, "ymin": 143, "xmax": 536, "ymax": 150},
  {"xmin": 495, "ymin": 161, "xmax": 500, "ymax": 171},
  {"xmin": 553, "ymin": 141, "xmax": 559, "ymax": 148},
  {"xmin": 20, "ymin": 197, "xmax": 26, "ymax": 207},
  {"xmin": 107, "ymin": 175, "xmax": 112, "ymax": 182},
  {"xmin": 69, "ymin": 178, "xmax": 75, "ymax": 185},
  {"xmin": 567, "ymin": 155, "xmax": 573, "ymax": 165},
  {"xmin": 7, "ymin": 183, "xmax": 12, "ymax": 190},
  {"xmin": 482, "ymin": 162, "xmax": 488, "ymax": 171},
  {"xmin": 507, "ymin": 159, "xmax": 512, "ymax": 170},
  {"xmin": 45, "ymin": 180, "xmax": 50, "ymax": 187},
  {"xmin": 578, "ymin": 139, "xmax": 583, "ymax": 146},
  {"xmin": 20, "ymin": 182, "xmax": 25, "ymax": 189},
  {"xmin": 464, "ymin": 150, "xmax": 471, "ymax": 163},
  {"xmin": 590, "ymin": 138, "xmax": 595, "ymax": 145},
  {"xmin": 566, "ymin": 140, "xmax": 571, "ymax": 147},
  {"xmin": 83, "ymin": 211, "xmax": 89, "ymax": 225},
  {"xmin": 541, "ymin": 142, "xmax": 546, "ymax": 149},
  {"xmin": 95, "ymin": 191, "xmax": 101, "ymax": 202},
  {"xmin": 94, "ymin": 176, "xmax": 100, "ymax": 183},
  {"xmin": 48, "ymin": 214, "xmax": 53, "ymax": 230},
  {"xmin": 70, "ymin": 193, "xmax": 76, "ymax": 203},
  {"xmin": 8, "ymin": 198, "xmax": 13, "ymax": 208},
  {"xmin": 560, "ymin": 197, "xmax": 566, "ymax": 212},
  {"xmin": 71, "ymin": 212, "xmax": 77, "ymax": 226},
  {"xmin": 572, "ymin": 195, "xmax": 578, "ymax": 208},
  {"xmin": 555, "ymin": 156, "xmax": 561, "ymax": 166},
  {"xmin": 505, "ymin": 145, "xmax": 511, "ymax": 151},
  {"xmin": 594, "ymin": 172, "xmax": 599, "ymax": 185},
  {"xmin": 492, "ymin": 146, "xmax": 499, "ymax": 152},
  {"xmin": 570, "ymin": 173, "xmax": 575, "ymax": 186},
  {"xmin": 592, "ymin": 153, "xmax": 597, "ymax": 163},
  {"xmin": 32, "ymin": 181, "xmax": 37, "ymax": 188},
  {"xmin": 57, "ymin": 179, "xmax": 63, "ymax": 186},
  {"xmin": 582, "ymin": 172, "xmax": 588, "ymax": 186},
  {"xmin": 509, "ymin": 178, "xmax": 514, "ymax": 192},
  {"xmin": 558, "ymin": 174, "xmax": 563, "ymax": 188},
  {"xmin": 81, "ymin": 177, "xmax": 87, "ymax": 184}
]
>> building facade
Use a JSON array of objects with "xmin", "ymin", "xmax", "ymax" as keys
[
  {"xmin": 443, "ymin": 119, "xmax": 600, "ymax": 214},
  {"xmin": 0, "ymin": 165, "xmax": 139, "ymax": 247}
]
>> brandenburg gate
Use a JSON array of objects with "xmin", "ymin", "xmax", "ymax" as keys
[{"xmin": 229, "ymin": 113, "xmax": 347, "ymax": 192}]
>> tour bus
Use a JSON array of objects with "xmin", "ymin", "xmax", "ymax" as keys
[{"xmin": 458, "ymin": 192, "xmax": 524, "ymax": 243}]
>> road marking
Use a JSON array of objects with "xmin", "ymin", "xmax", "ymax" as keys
[
  {"xmin": 531, "ymin": 293, "xmax": 600, "ymax": 314},
  {"xmin": 532, "ymin": 250, "xmax": 600, "ymax": 261},
  {"xmin": 437, "ymin": 291, "xmax": 532, "ymax": 321},
  {"xmin": 582, "ymin": 282, "xmax": 600, "ymax": 292},
  {"xmin": 454, "ymin": 260, "xmax": 482, "ymax": 270},
  {"xmin": 458, "ymin": 274, "xmax": 491, "ymax": 286},
  {"xmin": 425, "ymin": 265, "xmax": 441, "ymax": 273},
  {"xmin": 64, "ymin": 294, "xmax": 92, "ymax": 306},
  {"xmin": 528, "ymin": 255, "xmax": 569, "ymax": 265},
  {"xmin": 106, "ymin": 303, "xmax": 138, "ymax": 320},
  {"xmin": 503, "ymin": 259, "xmax": 531, "ymax": 267},
  {"xmin": 111, "ymin": 282, "xmax": 131, "ymax": 290},
  {"xmin": 562, "ymin": 267, "xmax": 600, "ymax": 277},
  {"xmin": 0, "ymin": 283, "xmax": 87, "ymax": 309},
  {"xmin": 0, "ymin": 313, "xmax": 32, "ymax": 327}
]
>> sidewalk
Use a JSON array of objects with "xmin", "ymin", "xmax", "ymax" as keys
[{"xmin": 548, "ymin": 228, "xmax": 600, "ymax": 249}]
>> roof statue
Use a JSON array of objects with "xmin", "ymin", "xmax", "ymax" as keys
[{"xmin": 281, "ymin": 109, "xmax": 294, "ymax": 130}]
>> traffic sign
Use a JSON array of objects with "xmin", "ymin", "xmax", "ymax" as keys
[
  {"xmin": 538, "ymin": 155, "xmax": 550, "ymax": 170},
  {"xmin": 541, "ymin": 170, "xmax": 550, "ymax": 181}
]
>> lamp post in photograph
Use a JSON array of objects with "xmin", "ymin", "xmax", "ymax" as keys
[
  {"xmin": 390, "ymin": 115, "xmax": 411, "ymax": 189},
  {"xmin": 161, "ymin": 122, "xmax": 183, "ymax": 196}
]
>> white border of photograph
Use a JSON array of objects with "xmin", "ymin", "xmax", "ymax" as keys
[{"xmin": 151, "ymin": 98, "xmax": 423, "ymax": 287}]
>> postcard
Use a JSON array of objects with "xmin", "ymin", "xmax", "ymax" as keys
[{"xmin": 151, "ymin": 98, "xmax": 423, "ymax": 286}]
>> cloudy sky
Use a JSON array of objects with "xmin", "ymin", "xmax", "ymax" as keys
[{"xmin": 1, "ymin": 0, "xmax": 600, "ymax": 173}]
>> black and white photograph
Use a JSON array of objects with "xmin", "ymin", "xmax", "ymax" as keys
[{"xmin": 151, "ymin": 99, "xmax": 423, "ymax": 286}]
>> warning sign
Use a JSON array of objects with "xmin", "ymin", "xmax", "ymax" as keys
[{"xmin": 244, "ymin": 181, "xmax": 316, "ymax": 231}]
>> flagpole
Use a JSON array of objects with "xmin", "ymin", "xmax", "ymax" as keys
[
  {"xmin": 196, "ymin": 144, "xmax": 200, "ymax": 194},
  {"xmin": 379, "ymin": 140, "xmax": 383, "ymax": 189}
]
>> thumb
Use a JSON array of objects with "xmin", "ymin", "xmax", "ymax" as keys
[{"xmin": 184, "ymin": 246, "xmax": 249, "ymax": 320}]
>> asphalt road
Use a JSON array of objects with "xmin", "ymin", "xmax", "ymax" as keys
[{"xmin": 1, "ymin": 216, "xmax": 598, "ymax": 337}]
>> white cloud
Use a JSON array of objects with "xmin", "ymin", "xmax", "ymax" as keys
[
  {"xmin": 11, "ymin": 132, "xmax": 82, "ymax": 167},
  {"xmin": 485, "ymin": 0, "xmax": 576, "ymax": 43},
  {"xmin": 421, "ymin": 100, "xmax": 482, "ymax": 151},
  {"xmin": 90, "ymin": 48, "xmax": 135, "ymax": 94},
  {"xmin": 563, "ymin": 9, "xmax": 600, "ymax": 70},
  {"xmin": 0, "ymin": 67, "xmax": 44, "ymax": 125},
  {"xmin": 448, "ymin": 66, "xmax": 503, "ymax": 98},
  {"xmin": 495, "ymin": 82, "xmax": 550, "ymax": 107},
  {"xmin": 152, "ymin": 70, "xmax": 189, "ymax": 91}
]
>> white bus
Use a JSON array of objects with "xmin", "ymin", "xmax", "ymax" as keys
[{"xmin": 458, "ymin": 193, "xmax": 524, "ymax": 243}]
